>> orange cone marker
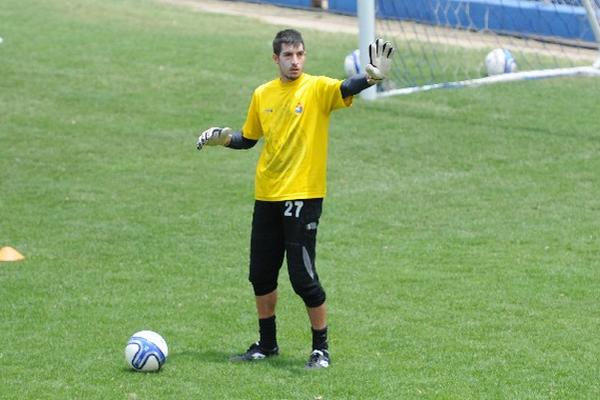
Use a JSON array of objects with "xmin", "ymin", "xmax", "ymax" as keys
[{"xmin": 0, "ymin": 246, "xmax": 25, "ymax": 262}]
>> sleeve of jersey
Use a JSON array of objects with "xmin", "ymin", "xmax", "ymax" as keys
[
  {"xmin": 317, "ymin": 76, "xmax": 353, "ymax": 112},
  {"xmin": 241, "ymin": 91, "xmax": 263, "ymax": 140}
]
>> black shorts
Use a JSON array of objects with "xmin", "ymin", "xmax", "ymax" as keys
[{"xmin": 249, "ymin": 198, "xmax": 324, "ymax": 304}]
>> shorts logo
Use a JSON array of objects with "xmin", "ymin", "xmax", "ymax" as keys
[{"xmin": 294, "ymin": 103, "xmax": 303, "ymax": 114}]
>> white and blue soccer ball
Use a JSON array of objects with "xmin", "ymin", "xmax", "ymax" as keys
[
  {"xmin": 484, "ymin": 48, "xmax": 518, "ymax": 76},
  {"xmin": 124, "ymin": 330, "xmax": 168, "ymax": 372},
  {"xmin": 344, "ymin": 49, "xmax": 361, "ymax": 78}
]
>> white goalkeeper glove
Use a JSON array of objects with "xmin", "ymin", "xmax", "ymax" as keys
[
  {"xmin": 365, "ymin": 38, "xmax": 394, "ymax": 83},
  {"xmin": 196, "ymin": 127, "xmax": 232, "ymax": 150}
]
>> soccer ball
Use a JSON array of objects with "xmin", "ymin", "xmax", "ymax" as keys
[
  {"xmin": 484, "ymin": 48, "xmax": 518, "ymax": 76},
  {"xmin": 343, "ymin": 49, "xmax": 361, "ymax": 78},
  {"xmin": 124, "ymin": 330, "xmax": 169, "ymax": 372}
]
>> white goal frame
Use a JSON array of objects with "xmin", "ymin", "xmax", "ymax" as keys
[{"xmin": 358, "ymin": 0, "xmax": 600, "ymax": 98}]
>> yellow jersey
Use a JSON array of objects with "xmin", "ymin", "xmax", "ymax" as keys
[{"xmin": 242, "ymin": 73, "xmax": 352, "ymax": 201}]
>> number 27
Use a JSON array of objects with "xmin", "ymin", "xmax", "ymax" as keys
[{"xmin": 284, "ymin": 200, "xmax": 304, "ymax": 218}]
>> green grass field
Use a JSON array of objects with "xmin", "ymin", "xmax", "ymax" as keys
[{"xmin": 1, "ymin": 0, "xmax": 600, "ymax": 398}]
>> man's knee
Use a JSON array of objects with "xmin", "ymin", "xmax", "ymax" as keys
[
  {"xmin": 290, "ymin": 278, "xmax": 326, "ymax": 308},
  {"xmin": 251, "ymin": 279, "xmax": 278, "ymax": 297}
]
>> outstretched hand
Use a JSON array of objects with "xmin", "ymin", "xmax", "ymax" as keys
[
  {"xmin": 196, "ymin": 127, "xmax": 232, "ymax": 150},
  {"xmin": 365, "ymin": 38, "xmax": 394, "ymax": 82}
]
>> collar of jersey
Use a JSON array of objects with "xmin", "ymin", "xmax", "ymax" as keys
[{"xmin": 278, "ymin": 73, "xmax": 306, "ymax": 88}]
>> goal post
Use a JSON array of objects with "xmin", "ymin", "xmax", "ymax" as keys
[
  {"xmin": 357, "ymin": 0, "xmax": 600, "ymax": 97},
  {"xmin": 358, "ymin": 0, "xmax": 377, "ymax": 99}
]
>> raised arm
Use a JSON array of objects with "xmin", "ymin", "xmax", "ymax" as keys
[
  {"xmin": 340, "ymin": 75, "xmax": 371, "ymax": 98},
  {"xmin": 340, "ymin": 38, "xmax": 394, "ymax": 98}
]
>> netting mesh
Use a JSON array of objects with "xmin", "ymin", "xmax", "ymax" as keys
[{"xmin": 375, "ymin": 0, "xmax": 600, "ymax": 89}]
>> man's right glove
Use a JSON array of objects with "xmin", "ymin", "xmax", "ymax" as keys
[
  {"xmin": 365, "ymin": 38, "xmax": 394, "ymax": 83},
  {"xmin": 196, "ymin": 127, "xmax": 232, "ymax": 150}
]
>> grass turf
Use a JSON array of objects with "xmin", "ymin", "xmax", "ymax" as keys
[{"xmin": 1, "ymin": 0, "xmax": 599, "ymax": 398}]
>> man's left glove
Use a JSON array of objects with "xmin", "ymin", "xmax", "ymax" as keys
[
  {"xmin": 365, "ymin": 38, "xmax": 394, "ymax": 83},
  {"xmin": 196, "ymin": 127, "xmax": 232, "ymax": 150}
]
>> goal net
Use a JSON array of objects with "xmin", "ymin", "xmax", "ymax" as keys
[{"xmin": 359, "ymin": 0, "xmax": 600, "ymax": 96}]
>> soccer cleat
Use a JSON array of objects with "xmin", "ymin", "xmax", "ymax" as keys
[
  {"xmin": 230, "ymin": 342, "xmax": 279, "ymax": 362},
  {"xmin": 305, "ymin": 349, "xmax": 330, "ymax": 369}
]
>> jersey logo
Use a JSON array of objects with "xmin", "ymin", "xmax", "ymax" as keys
[
  {"xmin": 294, "ymin": 103, "xmax": 303, "ymax": 114},
  {"xmin": 264, "ymin": 108, "xmax": 273, "ymax": 113}
]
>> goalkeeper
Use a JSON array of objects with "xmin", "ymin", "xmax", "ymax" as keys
[{"xmin": 197, "ymin": 29, "xmax": 393, "ymax": 369}]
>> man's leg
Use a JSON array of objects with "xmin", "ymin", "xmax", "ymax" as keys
[
  {"xmin": 256, "ymin": 290, "xmax": 278, "ymax": 352},
  {"xmin": 230, "ymin": 291, "xmax": 280, "ymax": 362},
  {"xmin": 231, "ymin": 201, "xmax": 283, "ymax": 362},
  {"xmin": 256, "ymin": 290, "xmax": 278, "ymax": 319},
  {"xmin": 283, "ymin": 199, "xmax": 330, "ymax": 368},
  {"xmin": 307, "ymin": 303, "xmax": 329, "ymax": 368},
  {"xmin": 307, "ymin": 303, "xmax": 326, "ymax": 330}
]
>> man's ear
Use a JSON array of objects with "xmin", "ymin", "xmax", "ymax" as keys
[{"xmin": 272, "ymin": 53, "xmax": 279, "ymax": 64}]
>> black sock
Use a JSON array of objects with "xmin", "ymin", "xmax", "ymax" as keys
[
  {"xmin": 312, "ymin": 326, "xmax": 328, "ymax": 351},
  {"xmin": 258, "ymin": 315, "xmax": 277, "ymax": 350}
]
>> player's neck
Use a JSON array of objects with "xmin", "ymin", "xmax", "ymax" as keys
[{"xmin": 279, "ymin": 73, "xmax": 304, "ymax": 84}]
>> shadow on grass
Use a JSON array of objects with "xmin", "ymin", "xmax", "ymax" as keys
[{"xmin": 169, "ymin": 349, "xmax": 314, "ymax": 375}]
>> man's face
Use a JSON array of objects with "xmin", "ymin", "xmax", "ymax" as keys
[{"xmin": 273, "ymin": 43, "xmax": 305, "ymax": 82}]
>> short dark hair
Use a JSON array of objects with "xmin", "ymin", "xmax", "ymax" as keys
[{"xmin": 272, "ymin": 29, "xmax": 305, "ymax": 55}]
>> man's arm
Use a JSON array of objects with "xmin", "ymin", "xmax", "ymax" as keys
[
  {"xmin": 340, "ymin": 74, "xmax": 372, "ymax": 98},
  {"xmin": 340, "ymin": 38, "xmax": 394, "ymax": 98},
  {"xmin": 196, "ymin": 127, "xmax": 257, "ymax": 150},
  {"xmin": 227, "ymin": 131, "xmax": 257, "ymax": 150}
]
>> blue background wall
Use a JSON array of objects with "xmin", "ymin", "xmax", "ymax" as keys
[
  {"xmin": 371, "ymin": 0, "xmax": 594, "ymax": 42},
  {"xmin": 251, "ymin": 0, "xmax": 597, "ymax": 43}
]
